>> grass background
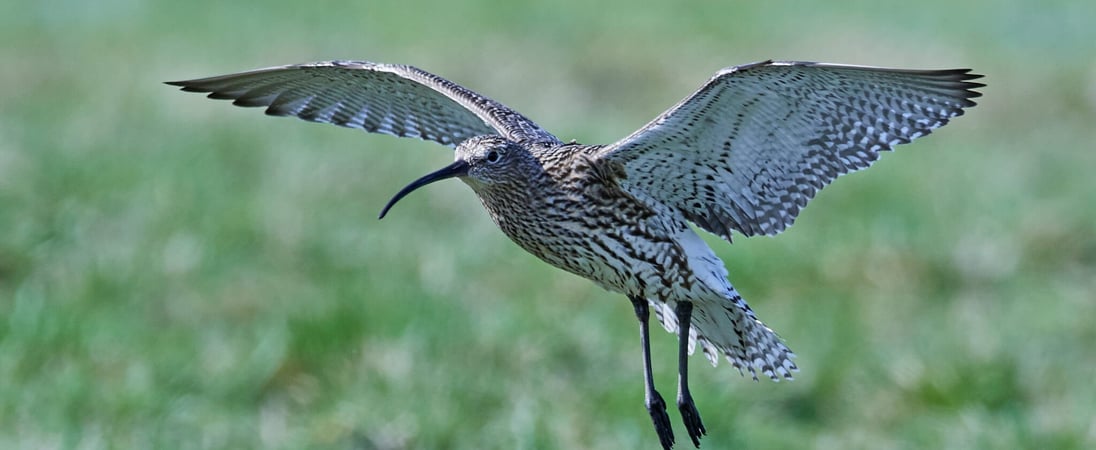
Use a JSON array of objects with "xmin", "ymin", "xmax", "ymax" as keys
[{"xmin": 2, "ymin": 0, "xmax": 1094, "ymax": 448}]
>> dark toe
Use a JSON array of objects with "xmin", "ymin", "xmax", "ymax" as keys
[
  {"xmin": 647, "ymin": 391, "xmax": 675, "ymax": 450},
  {"xmin": 678, "ymin": 395, "xmax": 707, "ymax": 447}
]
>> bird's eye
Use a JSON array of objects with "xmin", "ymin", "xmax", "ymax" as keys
[{"xmin": 486, "ymin": 150, "xmax": 501, "ymax": 163}]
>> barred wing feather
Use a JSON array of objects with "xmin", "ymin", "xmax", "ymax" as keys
[
  {"xmin": 599, "ymin": 60, "xmax": 983, "ymax": 241},
  {"xmin": 167, "ymin": 60, "xmax": 561, "ymax": 148}
]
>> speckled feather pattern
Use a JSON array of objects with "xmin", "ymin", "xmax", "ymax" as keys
[
  {"xmin": 168, "ymin": 60, "xmax": 561, "ymax": 148},
  {"xmin": 168, "ymin": 59, "xmax": 982, "ymax": 384},
  {"xmin": 600, "ymin": 61, "xmax": 983, "ymax": 240},
  {"xmin": 467, "ymin": 139, "xmax": 797, "ymax": 379}
]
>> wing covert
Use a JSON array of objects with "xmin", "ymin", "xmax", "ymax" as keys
[
  {"xmin": 598, "ymin": 60, "xmax": 983, "ymax": 241},
  {"xmin": 167, "ymin": 60, "xmax": 561, "ymax": 148}
]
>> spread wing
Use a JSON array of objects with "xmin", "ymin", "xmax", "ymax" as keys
[
  {"xmin": 166, "ymin": 60, "xmax": 561, "ymax": 148},
  {"xmin": 598, "ymin": 60, "xmax": 983, "ymax": 241}
]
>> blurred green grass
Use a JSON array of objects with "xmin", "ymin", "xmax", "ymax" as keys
[{"xmin": 2, "ymin": 0, "xmax": 1095, "ymax": 448}]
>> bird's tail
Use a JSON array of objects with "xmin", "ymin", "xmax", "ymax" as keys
[{"xmin": 651, "ymin": 289, "xmax": 798, "ymax": 381}]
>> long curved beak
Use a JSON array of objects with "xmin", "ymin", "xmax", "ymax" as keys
[{"xmin": 378, "ymin": 160, "xmax": 470, "ymax": 219}]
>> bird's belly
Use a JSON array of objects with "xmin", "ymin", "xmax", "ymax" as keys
[{"xmin": 498, "ymin": 216, "xmax": 716, "ymax": 302}]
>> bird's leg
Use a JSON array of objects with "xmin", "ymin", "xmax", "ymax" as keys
[
  {"xmin": 675, "ymin": 301, "xmax": 706, "ymax": 447},
  {"xmin": 629, "ymin": 296, "xmax": 674, "ymax": 450}
]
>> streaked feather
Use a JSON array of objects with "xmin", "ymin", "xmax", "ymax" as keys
[{"xmin": 599, "ymin": 60, "xmax": 984, "ymax": 241}]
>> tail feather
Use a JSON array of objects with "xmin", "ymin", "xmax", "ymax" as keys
[{"xmin": 652, "ymin": 290, "xmax": 797, "ymax": 381}]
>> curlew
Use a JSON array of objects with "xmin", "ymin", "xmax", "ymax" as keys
[{"xmin": 168, "ymin": 59, "xmax": 982, "ymax": 448}]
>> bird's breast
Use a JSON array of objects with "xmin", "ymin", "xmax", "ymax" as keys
[{"xmin": 477, "ymin": 174, "xmax": 713, "ymax": 301}]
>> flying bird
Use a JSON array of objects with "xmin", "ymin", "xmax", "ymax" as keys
[{"xmin": 168, "ymin": 59, "xmax": 983, "ymax": 449}]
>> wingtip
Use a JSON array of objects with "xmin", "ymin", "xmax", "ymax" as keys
[
  {"xmin": 164, "ymin": 80, "xmax": 203, "ymax": 89},
  {"xmin": 163, "ymin": 80, "xmax": 212, "ymax": 93},
  {"xmin": 957, "ymin": 68, "xmax": 985, "ymax": 80}
]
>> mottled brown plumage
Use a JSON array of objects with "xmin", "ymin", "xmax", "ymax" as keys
[{"xmin": 168, "ymin": 59, "xmax": 983, "ymax": 449}]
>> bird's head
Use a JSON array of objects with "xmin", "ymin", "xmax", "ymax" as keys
[{"xmin": 378, "ymin": 135, "xmax": 530, "ymax": 218}]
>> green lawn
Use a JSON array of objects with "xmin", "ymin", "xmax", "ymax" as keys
[{"xmin": 2, "ymin": 0, "xmax": 1094, "ymax": 448}]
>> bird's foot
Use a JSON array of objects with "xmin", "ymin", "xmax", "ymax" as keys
[
  {"xmin": 677, "ymin": 392, "xmax": 706, "ymax": 448},
  {"xmin": 646, "ymin": 390, "xmax": 675, "ymax": 450}
]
